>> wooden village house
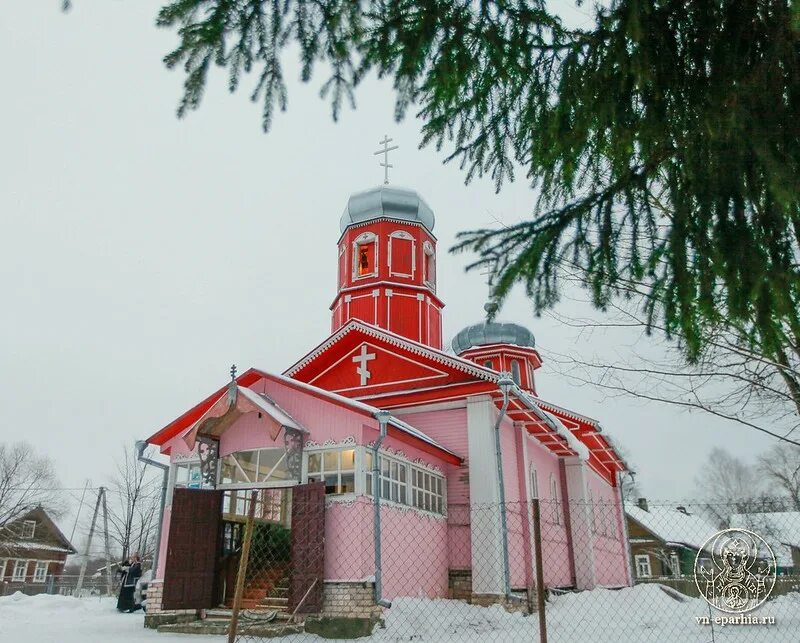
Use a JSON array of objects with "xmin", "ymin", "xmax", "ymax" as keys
[
  {"xmin": 0, "ymin": 507, "xmax": 76, "ymax": 595},
  {"xmin": 625, "ymin": 499, "xmax": 716, "ymax": 580},
  {"xmin": 142, "ymin": 185, "xmax": 632, "ymax": 629}
]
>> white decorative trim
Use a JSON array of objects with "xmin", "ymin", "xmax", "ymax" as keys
[
  {"xmin": 305, "ymin": 436, "xmax": 357, "ymax": 449},
  {"xmin": 364, "ymin": 444, "xmax": 444, "ymax": 475},
  {"xmin": 324, "ymin": 495, "xmax": 359, "ymax": 508},
  {"xmin": 285, "ymin": 320, "xmax": 500, "ymax": 381}
]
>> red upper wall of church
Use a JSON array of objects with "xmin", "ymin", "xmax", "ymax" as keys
[{"xmin": 331, "ymin": 219, "xmax": 444, "ymax": 349}]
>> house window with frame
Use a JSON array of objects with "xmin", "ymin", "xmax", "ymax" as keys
[
  {"xmin": 32, "ymin": 561, "xmax": 48, "ymax": 583},
  {"xmin": 669, "ymin": 552, "xmax": 681, "ymax": 577},
  {"xmin": 306, "ymin": 448, "xmax": 356, "ymax": 495},
  {"xmin": 12, "ymin": 560, "xmax": 27, "ymax": 582},
  {"xmin": 20, "ymin": 520, "xmax": 35, "ymax": 539},
  {"xmin": 635, "ymin": 554, "xmax": 652, "ymax": 578},
  {"xmin": 353, "ymin": 233, "xmax": 378, "ymax": 279}
]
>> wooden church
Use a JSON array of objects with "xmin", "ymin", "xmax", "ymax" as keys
[{"xmin": 143, "ymin": 183, "xmax": 631, "ymax": 626}]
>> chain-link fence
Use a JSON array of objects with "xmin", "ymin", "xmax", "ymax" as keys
[{"xmin": 225, "ymin": 492, "xmax": 799, "ymax": 642}]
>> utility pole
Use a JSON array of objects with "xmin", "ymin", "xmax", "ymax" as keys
[
  {"xmin": 75, "ymin": 487, "xmax": 115, "ymax": 596},
  {"xmin": 101, "ymin": 488, "xmax": 114, "ymax": 596},
  {"xmin": 75, "ymin": 488, "xmax": 102, "ymax": 595}
]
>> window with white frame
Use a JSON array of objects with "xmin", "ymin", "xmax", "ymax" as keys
[
  {"xmin": 174, "ymin": 461, "xmax": 204, "ymax": 489},
  {"xmin": 220, "ymin": 448, "xmax": 293, "ymax": 486},
  {"xmin": 20, "ymin": 520, "xmax": 35, "ymax": 539},
  {"xmin": 669, "ymin": 552, "xmax": 681, "ymax": 577},
  {"xmin": 550, "ymin": 475, "xmax": 560, "ymax": 524},
  {"xmin": 32, "ymin": 561, "xmax": 48, "ymax": 583},
  {"xmin": 366, "ymin": 452, "xmax": 407, "ymax": 504},
  {"xmin": 635, "ymin": 554, "xmax": 652, "ymax": 578},
  {"xmin": 353, "ymin": 232, "xmax": 378, "ymax": 279},
  {"xmin": 12, "ymin": 560, "xmax": 27, "ymax": 581},
  {"xmin": 388, "ymin": 231, "xmax": 415, "ymax": 278},
  {"xmin": 423, "ymin": 241, "xmax": 435, "ymax": 289},
  {"xmin": 529, "ymin": 466, "xmax": 539, "ymax": 499},
  {"xmin": 306, "ymin": 448, "xmax": 356, "ymax": 495},
  {"xmin": 411, "ymin": 468, "xmax": 444, "ymax": 514},
  {"xmin": 365, "ymin": 451, "xmax": 445, "ymax": 515}
]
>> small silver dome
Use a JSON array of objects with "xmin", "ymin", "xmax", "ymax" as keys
[
  {"xmin": 340, "ymin": 185, "xmax": 435, "ymax": 233},
  {"xmin": 451, "ymin": 320, "xmax": 536, "ymax": 355}
]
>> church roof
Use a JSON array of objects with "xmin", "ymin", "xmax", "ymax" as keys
[
  {"xmin": 340, "ymin": 185, "xmax": 435, "ymax": 233},
  {"xmin": 451, "ymin": 320, "xmax": 536, "ymax": 354}
]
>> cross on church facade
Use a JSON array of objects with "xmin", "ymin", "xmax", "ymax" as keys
[
  {"xmin": 352, "ymin": 344, "xmax": 376, "ymax": 386},
  {"xmin": 373, "ymin": 135, "xmax": 399, "ymax": 185}
]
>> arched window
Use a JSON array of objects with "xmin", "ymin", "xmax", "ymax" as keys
[
  {"xmin": 388, "ymin": 230, "xmax": 415, "ymax": 278},
  {"xmin": 423, "ymin": 241, "xmax": 436, "ymax": 289},
  {"xmin": 353, "ymin": 232, "xmax": 378, "ymax": 279},
  {"xmin": 511, "ymin": 359, "xmax": 521, "ymax": 385}
]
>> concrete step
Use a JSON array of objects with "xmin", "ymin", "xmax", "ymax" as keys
[
  {"xmin": 159, "ymin": 620, "xmax": 303, "ymax": 637},
  {"xmin": 259, "ymin": 597, "xmax": 289, "ymax": 609}
]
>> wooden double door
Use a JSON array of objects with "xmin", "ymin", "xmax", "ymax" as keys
[{"xmin": 162, "ymin": 483, "xmax": 325, "ymax": 613}]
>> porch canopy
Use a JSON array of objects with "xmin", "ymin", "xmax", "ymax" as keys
[{"xmin": 180, "ymin": 383, "xmax": 309, "ymax": 450}]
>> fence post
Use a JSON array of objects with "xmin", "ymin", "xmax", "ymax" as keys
[
  {"xmin": 532, "ymin": 499, "xmax": 548, "ymax": 643},
  {"xmin": 228, "ymin": 490, "xmax": 258, "ymax": 643}
]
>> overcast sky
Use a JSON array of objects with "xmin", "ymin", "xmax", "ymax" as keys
[{"xmin": 0, "ymin": 2, "xmax": 770, "ymax": 518}]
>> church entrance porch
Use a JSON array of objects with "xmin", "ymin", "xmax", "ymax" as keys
[{"xmin": 159, "ymin": 483, "xmax": 325, "ymax": 621}]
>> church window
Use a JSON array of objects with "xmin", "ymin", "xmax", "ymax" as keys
[
  {"xmin": 483, "ymin": 359, "xmax": 493, "ymax": 369},
  {"xmin": 423, "ymin": 241, "xmax": 435, "ymax": 289},
  {"xmin": 635, "ymin": 554, "xmax": 652, "ymax": 578},
  {"xmin": 175, "ymin": 462, "xmax": 204, "ymax": 489},
  {"xmin": 550, "ymin": 475, "xmax": 560, "ymax": 524},
  {"xmin": 353, "ymin": 233, "xmax": 378, "ymax": 279},
  {"xmin": 511, "ymin": 360, "xmax": 521, "ymax": 385},
  {"xmin": 220, "ymin": 448, "xmax": 292, "ymax": 486},
  {"xmin": 411, "ymin": 468, "xmax": 444, "ymax": 514},
  {"xmin": 529, "ymin": 466, "xmax": 539, "ymax": 499},
  {"xmin": 388, "ymin": 231, "xmax": 415, "ymax": 278},
  {"xmin": 306, "ymin": 448, "xmax": 356, "ymax": 495}
]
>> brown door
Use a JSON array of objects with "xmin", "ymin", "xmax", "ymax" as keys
[
  {"xmin": 288, "ymin": 482, "xmax": 325, "ymax": 613},
  {"xmin": 162, "ymin": 488, "xmax": 223, "ymax": 610}
]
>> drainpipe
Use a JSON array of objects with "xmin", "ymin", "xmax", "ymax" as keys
[
  {"xmin": 494, "ymin": 375, "xmax": 515, "ymax": 599},
  {"xmin": 617, "ymin": 470, "xmax": 636, "ymax": 586},
  {"xmin": 371, "ymin": 410, "xmax": 392, "ymax": 608},
  {"xmin": 135, "ymin": 440, "xmax": 170, "ymax": 577}
]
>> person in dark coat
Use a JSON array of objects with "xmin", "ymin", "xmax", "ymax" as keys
[{"xmin": 116, "ymin": 554, "xmax": 142, "ymax": 613}]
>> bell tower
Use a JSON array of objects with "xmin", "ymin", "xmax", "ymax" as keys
[{"xmin": 331, "ymin": 185, "xmax": 444, "ymax": 349}]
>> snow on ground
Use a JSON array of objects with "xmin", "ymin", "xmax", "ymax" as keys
[{"xmin": 1, "ymin": 586, "xmax": 799, "ymax": 643}]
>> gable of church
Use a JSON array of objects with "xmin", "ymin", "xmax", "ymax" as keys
[{"xmin": 286, "ymin": 322, "xmax": 497, "ymax": 400}]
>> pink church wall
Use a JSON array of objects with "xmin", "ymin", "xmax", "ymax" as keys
[
  {"xmin": 398, "ymin": 408, "xmax": 471, "ymax": 570},
  {"xmin": 586, "ymin": 466, "xmax": 629, "ymax": 587},
  {"xmin": 154, "ymin": 505, "xmax": 171, "ymax": 580},
  {"xmin": 525, "ymin": 432, "xmax": 574, "ymax": 588}
]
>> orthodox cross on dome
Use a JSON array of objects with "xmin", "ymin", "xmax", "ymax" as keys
[
  {"xmin": 352, "ymin": 344, "xmax": 376, "ymax": 386},
  {"xmin": 374, "ymin": 135, "xmax": 399, "ymax": 185},
  {"xmin": 480, "ymin": 263, "xmax": 500, "ymax": 317}
]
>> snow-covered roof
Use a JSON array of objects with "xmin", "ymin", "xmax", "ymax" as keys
[
  {"xmin": 625, "ymin": 503, "xmax": 717, "ymax": 552},
  {"xmin": 265, "ymin": 371, "xmax": 460, "ymax": 460},
  {"xmin": 729, "ymin": 511, "xmax": 800, "ymax": 568},
  {"xmin": 0, "ymin": 540, "xmax": 74, "ymax": 553},
  {"xmin": 237, "ymin": 386, "xmax": 308, "ymax": 434}
]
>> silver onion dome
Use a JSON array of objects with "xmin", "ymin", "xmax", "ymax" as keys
[
  {"xmin": 451, "ymin": 304, "xmax": 536, "ymax": 355},
  {"xmin": 340, "ymin": 185, "xmax": 435, "ymax": 233}
]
